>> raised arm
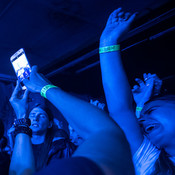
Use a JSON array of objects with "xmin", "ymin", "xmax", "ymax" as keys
[
  {"xmin": 23, "ymin": 66, "xmax": 118, "ymax": 140},
  {"xmin": 99, "ymin": 8, "xmax": 143, "ymax": 154},
  {"xmin": 9, "ymin": 81, "xmax": 35, "ymax": 175},
  {"xmin": 23, "ymin": 66, "xmax": 135, "ymax": 175}
]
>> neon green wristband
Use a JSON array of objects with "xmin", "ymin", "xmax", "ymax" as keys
[
  {"xmin": 40, "ymin": 85, "xmax": 57, "ymax": 98},
  {"xmin": 136, "ymin": 107, "xmax": 143, "ymax": 112},
  {"xmin": 99, "ymin": 45, "xmax": 120, "ymax": 54}
]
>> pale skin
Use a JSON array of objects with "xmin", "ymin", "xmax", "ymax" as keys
[
  {"xmin": 29, "ymin": 107, "xmax": 52, "ymax": 145},
  {"xmin": 132, "ymin": 73, "xmax": 162, "ymax": 118},
  {"xmin": 99, "ymin": 7, "xmax": 175, "ymax": 158},
  {"xmin": 9, "ymin": 82, "xmax": 52, "ymax": 145},
  {"xmin": 9, "ymin": 81, "xmax": 35, "ymax": 175},
  {"xmin": 100, "ymin": 8, "xmax": 143, "ymax": 155},
  {"xmin": 132, "ymin": 73, "xmax": 162, "ymax": 107},
  {"xmin": 9, "ymin": 65, "xmax": 134, "ymax": 175}
]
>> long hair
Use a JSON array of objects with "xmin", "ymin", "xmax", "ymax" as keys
[
  {"xmin": 34, "ymin": 127, "xmax": 54, "ymax": 171},
  {"xmin": 28, "ymin": 92, "xmax": 69, "ymax": 171},
  {"xmin": 31, "ymin": 103, "xmax": 55, "ymax": 171},
  {"xmin": 140, "ymin": 94, "xmax": 175, "ymax": 175},
  {"xmin": 28, "ymin": 93, "xmax": 55, "ymax": 171},
  {"xmin": 151, "ymin": 149, "xmax": 175, "ymax": 175}
]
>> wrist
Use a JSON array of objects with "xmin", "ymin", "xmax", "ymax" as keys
[
  {"xmin": 99, "ymin": 45, "xmax": 120, "ymax": 54},
  {"xmin": 136, "ymin": 102, "xmax": 145, "ymax": 108},
  {"xmin": 100, "ymin": 34, "xmax": 119, "ymax": 47},
  {"xmin": 40, "ymin": 84, "xmax": 58, "ymax": 98},
  {"xmin": 13, "ymin": 118, "xmax": 31, "ymax": 127},
  {"xmin": 100, "ymin": 38, "xmax": 119, "ymax": 47},
  {"xmin": 16, "ymin": 113, "xmax": 26, "ymax": 119}
]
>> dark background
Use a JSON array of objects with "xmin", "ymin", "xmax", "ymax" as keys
[{"xmin": 0, "ymin": 0, "xmax": 175, "ymax": 133}]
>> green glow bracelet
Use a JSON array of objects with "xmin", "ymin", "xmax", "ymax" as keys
[
  {"xmin": 40, "ymin": 84, "xmax": 57, "ymax": 98},
  {"xmin": 99, "ymin": 45, "xmax": 120, "ymax": 54}
]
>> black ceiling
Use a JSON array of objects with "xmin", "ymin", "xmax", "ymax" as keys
[{"xmin": 0, "ymin": 0, "xmax": 174, "ymax": 80}]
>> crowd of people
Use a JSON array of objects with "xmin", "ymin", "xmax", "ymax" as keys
[{"xmin": 0, "ymin": 7, "xmax": 174, "ymax": 175}]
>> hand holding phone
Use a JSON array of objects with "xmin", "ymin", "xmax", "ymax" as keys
[{"xmin": 10, "ymin": 48, "xmax": 31, "ymax": 88}]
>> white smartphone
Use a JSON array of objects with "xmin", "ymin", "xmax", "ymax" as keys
[{"xmin": 10, "ymin": 48, "xmax": 31, "ymax": 88}]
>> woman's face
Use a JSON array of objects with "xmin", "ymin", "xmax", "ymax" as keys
[
  {"xmin": 140, "ymin": 101, "xmax": 175, "ymax": 149},
  {"xmin": 29, "ymin": 107, "xmax": 51, "ymax": 135}
]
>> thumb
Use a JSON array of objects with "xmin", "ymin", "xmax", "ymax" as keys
[
  {"xmin": 23, "ymin": 89, "xmax": 29, "ymax": 102},
  {"xmin": 23, "ymin": 78, "xmax": 30, "ymax": 87},
  {"xmin": 30, "ymin": 65, "xmax": 38, "ymax": 78}
]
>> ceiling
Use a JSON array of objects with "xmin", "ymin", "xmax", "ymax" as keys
[{"xmin": 0, "ymin": 0, "xmax": 174, "ymax": 82}]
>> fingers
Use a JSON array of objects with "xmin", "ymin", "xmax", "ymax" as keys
[
  {"xmin": 127, "ymin": 13, "xmax": 137, "ymax": 25},
  {"xmin": 132, "ymin": 85, "xmax": 139, "ymax": 92},
  {"xmin": 29, "ymin": 65, "xmax": 38, "ymax": 80},
  {"xmin": 147, "ymin": 73, "xmax": 152, "ymax": 77},
  {"xmin": 111, "ymin": 8, "xmax": 122, "ymax": 18},
  {"xmin": 142, "ymin": 73, "xmax": 162, "ymax": 96},
  {"xmin": 135, "ymin": 78, "xmax": 144, "ymax": 87},
  {"xmin": 106, "ymin": 7, "xmax": 136, "ymax": 26},
  {"xmin": 124, "ymin": 12, "xmax": 131, "ymax": 20},
  {"xmin": 143, "ymin": 73, "xmax": 158, "ymax": 82},
  {"xmin": 143, "ymin": 73, "xmax": 147, "ymax": 80},
  {"xmin": 22, "ymin": 89, "xmax": 29, "ymax": 102},
  {"xmin": 30, "ymin": 65, "xmax": 38, "ymax": 77},
  {"xmin": 118, "ymin": 11, "xmax": 125, "ymax": 20},
  {"xmin": 23, "ymin": 78, "xmax": 29, "ymax": 85},
  {"xmin": 106, "ymin": 7, "xmax": 122, "ymax": 25},
  {"xmin": 10, "ymin": 80, "xmax": 22, "ymax": 99}
]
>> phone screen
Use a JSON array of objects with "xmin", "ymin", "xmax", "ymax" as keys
[{"xmin": 10, "ymin": 48, "xmax": 31, "ymax": 82}]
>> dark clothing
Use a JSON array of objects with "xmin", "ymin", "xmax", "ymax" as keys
[
  {"xmin": 48, "ymin": 139, "xmax": 76, "ymax": 163},
  {"xmin": 34, "ymin": 157, "xmax": 104, "ymax": 175},
  {"xmin": 32, "ymin": 138, "xmax": 76, "ymax": 171},
  {"xmin": 0, "ymin": 152, "xmax": 10, "ymax": 175}
]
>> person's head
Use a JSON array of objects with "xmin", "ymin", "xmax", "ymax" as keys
[
  {"xmin": 139, "ymin": 95, "xmax": 175, "ymax": 149},
  {"xmin": 28, "ymin": 93, "xmax": 55, "ymax": 135},
  {"xmin": 28, "ymin": 93, "xmax": 56, "ymax": 171},
  {"xmin": 29, "ymin": 106, "xmax": 53, "ymax": 135}
]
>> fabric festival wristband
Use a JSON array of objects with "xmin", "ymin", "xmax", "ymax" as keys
[
  {"xmin": 40, "ymin": 85, "xmax": 57, "ymax": 98},
  {"xmin": 99, "ymin": 45, "xmax": 120, "ymax": 54},
  {"xmin": 136, "ymin": 107, "xmax": 143, "ymax": 112}
]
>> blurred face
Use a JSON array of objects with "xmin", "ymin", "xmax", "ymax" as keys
[
  {"xmin": 140, "ymin": 101, "xmax": 175, "ymax": 149},
  {"xmin": 29, "ymin": 107, "xmax": 52, "ymax": 135}
]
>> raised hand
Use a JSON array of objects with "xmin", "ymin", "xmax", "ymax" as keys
[
  {"xmin": 9, "ymin": 81, "xmax": 29, "ymax": 119},
  {"xmin": 23, "ymin": 65, "xmax": 51, "ymax": 93},
  {"xmin": 132, "ymin": 73, "xmax": 162, "ymax": 107},
  {"xmin": 100, "ymin": 8, "xmax": 137, "ymax": 46}
]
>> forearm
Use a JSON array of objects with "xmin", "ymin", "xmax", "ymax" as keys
[
  {"xmin": 73, "ymin": 127, "xmax": 135, "ymax": 175},
  {"xmin": 100, "ymin": 41, "xmax": 134, "ymax": 113},
  {"xmin": 46, "ymin": 87, "xmax": 117, "ymax": 139},
  {"xmin": 9, "ymin": 134, "xmax": 35, "ymax": 175},
  {"xmin": 99, "ymin": 30, "xmax": 143, "ymax": 154}
]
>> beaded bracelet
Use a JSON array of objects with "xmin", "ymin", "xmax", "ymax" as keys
[
  {"xmin": 14, "ymin": 125, "xmax": 32, "ymax": 137},
  {"xmin": 13, "ymin": 118, "xmax": 31, "ymax": 127},
  {"xmin": 40, "ymin": 84, "xmax": 57, "ymax": 98}
]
